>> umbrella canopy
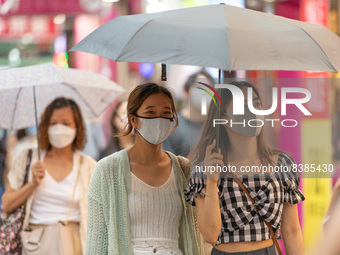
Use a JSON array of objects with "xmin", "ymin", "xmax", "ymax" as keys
[
  {"xmin": 70, "ymin": 4, "xmax": 340, "ymax": 73},
  {"xmin": 0, "ymin": 63, "xmax": 125, "ymax": 130}
]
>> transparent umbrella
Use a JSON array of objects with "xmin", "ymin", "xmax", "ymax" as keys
[{"xmin": 0, "ymin": 62, "xmax": 125, "ymax": 158}]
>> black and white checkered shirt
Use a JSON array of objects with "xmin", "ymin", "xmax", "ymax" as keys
[{"xmin": 184, "ymin": 153, "xmax": 305, "ymax": 244}]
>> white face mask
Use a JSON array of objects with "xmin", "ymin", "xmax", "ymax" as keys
[
  {"xmin": 48, "ymin": 124, "xmax": 77, "ymax": 149},
  {"xmin": 227, "ymin": 107, "xmax": 264, "ymax": 137},
  {"xmin": 135, "ymin": 116, "xmax": 176, "ymax": 145}
]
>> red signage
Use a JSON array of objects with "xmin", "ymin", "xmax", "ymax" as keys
[
  {"xmin": 300, "ymin": 0, "xmax": 329, "ymax": 26},
  {"xmin": 0, "ymin": 0, "xmax": 101, "ymax": 16},
  {"xmin": 0, "ymin": 16, "xmax": 59, "ymax": 41}
]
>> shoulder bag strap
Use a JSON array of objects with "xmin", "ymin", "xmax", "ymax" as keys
[
  {"xmin": 176, "ymin": 156, "xmax": 190, "ymax": 182},
  {"xmin": 176, "ymin": 156, "xmax": 205, "ymax": 255},
  {"xmin": 22, "ymin": 149, "xmax": 33, "ymax": 186},
  {"xmin": 233, "ymin": 177, "xmax": 283, "ymax": 255},
  {"xmin": 22, "ymin": 149, "xmax": 33, "ymax": 230},
  {"xmin": 64, "ymin": 154, "xmax": 83, "ymax": 224}
]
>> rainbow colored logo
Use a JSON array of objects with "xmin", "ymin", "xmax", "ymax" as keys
[{"xmin": 196, "ymin": 82, "xmax": 222, "ymax": 107}]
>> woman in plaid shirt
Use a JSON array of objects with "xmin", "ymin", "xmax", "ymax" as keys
[{"xmin": 185, "ymin": 81, "xmax": 305, "ymax": 255}]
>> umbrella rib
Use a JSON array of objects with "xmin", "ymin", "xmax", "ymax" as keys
[
  {"xmin": 299, "ymin": 28, "xmax": 337, "ymax": 72},
  {"xmin": 224, "ymin": 12, "xmax": 232, "ymax": 72},
  {"xmin": 116, "ymin": 20, "xmax": 153, "ymax": 60},
  {"xmin": 61, "ymin": 83, "xmax": 98, "ymax": 117},
  {"xmin": 10, "ymin": 87, "xmax": 22, "ymax": 130}
]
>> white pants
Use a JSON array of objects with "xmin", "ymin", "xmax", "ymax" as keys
[{"xmin": 133, "ymin": 247, "xmax": 183, "ymax": 255}]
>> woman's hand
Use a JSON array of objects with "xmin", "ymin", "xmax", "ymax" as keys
[
  {"xmin": 203, "ymin": 139, "xmax": 224, "ymax": 180},
  {"xmin": 195, "ymin": 139, "xmax": 224, "ymax": 244},
  {"xmin": 1, "ymin": 159, "xmax": 45, "ymax": 213},
  {"xmin": 31, "ymin": 160, "xmax": 46, "ymax": 187}
]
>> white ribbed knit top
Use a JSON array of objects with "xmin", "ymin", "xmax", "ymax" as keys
[{"xmin": 128, "ymin": 168, "xmax": 183, "ymax": 249}]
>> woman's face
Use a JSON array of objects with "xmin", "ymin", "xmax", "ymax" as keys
[
  {"xmin": 222, "ymin": 86, "xmax": 263, "ymax": 136},
  {"xmin": 132, "ymin": 93, "xmax": 173, "ymax": 129},
  {"xmin": 189, "ymin": 74, "xmax": 210, "ymax": 108},
  {"xmin": 224, "ymin": 86, "xmax": 262, "ymax": 118},
  {"xmin": 49, "ymin": 107, "xmax": 76, "ymax": 129}
]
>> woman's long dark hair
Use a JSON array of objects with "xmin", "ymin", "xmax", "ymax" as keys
[{"xmin": 191, "ymin": 81, "xmax": 281, "ymax": 167}]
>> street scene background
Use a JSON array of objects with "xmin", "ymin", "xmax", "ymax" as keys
[{"xmin": 1, "ymin": 0, "xmax": 340, "ymax": 254}]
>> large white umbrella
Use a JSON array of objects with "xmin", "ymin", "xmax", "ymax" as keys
[{"xmin": 70, "ymin": 4, "xmax": 340, "ymax": 73}]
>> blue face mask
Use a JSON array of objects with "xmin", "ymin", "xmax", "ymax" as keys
[{"xmin": 134, "ymin": 115, "xmax": 176, "ymax": 145}]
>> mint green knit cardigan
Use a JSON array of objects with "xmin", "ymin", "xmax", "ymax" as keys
[{"xmin": 85, "ymin": 149, "xmax": 204, "ymax": 255}]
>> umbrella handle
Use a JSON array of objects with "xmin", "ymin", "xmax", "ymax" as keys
[
  {"xmin": 161, "ymin": 64, "xmax": 167, "ymax": 81},
  {"xmin": 215, "ymin": 69, "xmax": 223, "ymax": 152},
  {"xmin": 33, "ymin": 86, "xmax": 41, "ymax": 160}
]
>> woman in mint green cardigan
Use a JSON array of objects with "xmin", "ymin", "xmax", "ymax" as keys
[{"xmin": 86, "ymin": 83, "xmax": 204, "ymax": 255}]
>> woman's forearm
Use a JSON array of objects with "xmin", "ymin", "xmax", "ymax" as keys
[
  {"xmin": 282, "ymin": 228, "xmax": 304, "ymax": 255},
  {"xmin": 1, "ymin": 182, "xmax": 37, "ymax": 213},
  {"xmin": 196, "ymin": 179, "xmax": 221, "ymax": 244}
]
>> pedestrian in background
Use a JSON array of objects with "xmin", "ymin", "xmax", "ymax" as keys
[
  {"xmin": 163, "ymin": 69, "xmax": 214, "ymax": 157},
  {"xmin": 86, "ymin": 83, "xmax": 204, "ymax": 255},
  {"xmin": 98, "ymin": 100, "xmax": 134, "ymax": 159},
  {"xmin": 185, "ymin": 81, "xmax": 305, "ymax": 255},
  {"xmin": 1, "ymin": 97, "xmax": 97, "ymax": 255},
  {"xmin": 313, "ymin": 200, "xmax": 340, "ymax": 255}
]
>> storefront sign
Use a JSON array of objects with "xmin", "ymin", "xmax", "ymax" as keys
[
  {"xmin": 0, "ymin": 16, "xmax": 58, "ymax": 40},
  {"xmin": 0, "ymin": 0, "xmax": 101, "ymax": 16}
]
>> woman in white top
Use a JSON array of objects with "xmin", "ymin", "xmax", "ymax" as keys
[
  {"xmin": 85, "ymin": 83, "xmax": 204, "ymax": 255},
  {"xmin": 1, "ymin": 97, "xmax": 97, "ymax": 255}
]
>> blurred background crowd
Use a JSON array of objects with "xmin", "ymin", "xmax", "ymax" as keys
[{"xmin": 1, "ymin": 0, "xmax": 340, "ymax": 254}]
